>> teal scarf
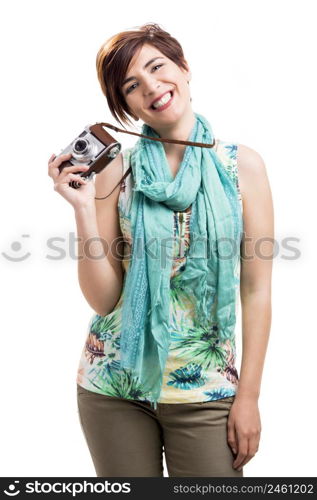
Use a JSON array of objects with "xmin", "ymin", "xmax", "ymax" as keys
[{"xmin": 120, "ymin": 112, "xmax": 243, "ymax": 409}]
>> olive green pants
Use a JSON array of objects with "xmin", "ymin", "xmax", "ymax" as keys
[{"xmin": 77, "ymin": 383, "xmax": 243, "ymax": 477}]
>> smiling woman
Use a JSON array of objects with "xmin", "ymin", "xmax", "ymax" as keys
[
  {"xmin": 96, "ymin": 23, "xmax": 189, "ymax": 128},
  {"xmin": 72, "ymin": 22, "xmax": 273, "ymax": 479}
]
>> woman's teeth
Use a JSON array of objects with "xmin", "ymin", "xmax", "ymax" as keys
[{"xmin": 152, "ymin": 92, "xmax": 172, "ymax": 109}]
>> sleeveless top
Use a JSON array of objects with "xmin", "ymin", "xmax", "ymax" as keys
[{"xmin": 76, "ymin": 140, "xmax": 243, "ymax": 403}]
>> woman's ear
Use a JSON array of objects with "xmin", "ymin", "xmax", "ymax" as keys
[{"xmin": 182, "ymin": 61, "xmax": 192, "ymax": 83}]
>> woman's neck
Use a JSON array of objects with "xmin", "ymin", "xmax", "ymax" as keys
[{"xmin": 152, "ymin": 108, "xmax": 196, "ymax": 159}]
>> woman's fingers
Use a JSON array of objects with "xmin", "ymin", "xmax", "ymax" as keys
[
  {"xmin": 48, "ymin": 153, "xmax": 72, "ymax": 179},
  {"xmin": 234, "ymin": 433, "xmax": 259, "ymax": 470},
  {"xmin": 61, "ymin": 163, "xmax": 90, "ymax": 176},
  {"xmin": 48, "ymin": 153, "xmax": 89, "ymax": 181},
  {"xmin": 48, "ymin": 153, "xmax": 56, "ymax": 164},
  {"xmin": 227, "ymin": 421, "xmax": 238, "ymax": 455},
  {"xmin": 48, "ymin": 151, "xmax": 96, "ymax": 209},
  {"xmin": 54, "ymin": 172, "xmax": 88, "ymax": 192},
  {"xmin": 48, "ymin": 152, "xmax": 71, "ymax": 168}
]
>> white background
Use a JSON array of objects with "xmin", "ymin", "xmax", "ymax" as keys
[{"xmin": 1, "ymin": 0, "xmax": 316, "ymax": 478}]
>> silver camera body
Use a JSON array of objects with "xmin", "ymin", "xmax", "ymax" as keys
[{"xmin": 57, "ymin": 124, "xmax": 122, "ymax": 188}]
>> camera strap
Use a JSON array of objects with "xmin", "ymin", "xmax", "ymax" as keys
[
  {"xmin": 93, "ymin": 122, "xmax": 216, "ymax": 200},
  {"xmin": 97, "ymin": 122, "xmax": 216, "ymax": 148}
]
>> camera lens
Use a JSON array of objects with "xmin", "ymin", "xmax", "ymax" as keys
[{"xmin": 73, "ymin": 139, "xmax": 88, "ymax": 154}]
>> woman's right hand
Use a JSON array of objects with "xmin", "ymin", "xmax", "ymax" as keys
[{"xmin": 48, "ymin": 153, "xmax": 96, "ymax": 210}]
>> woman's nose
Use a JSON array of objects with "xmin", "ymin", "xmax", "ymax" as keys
[{"xmin": 142, "ymin": 76, "xmax": 160, "ymax": 95}]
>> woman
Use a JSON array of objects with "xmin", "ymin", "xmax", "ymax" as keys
[{"xmin": 48, "ymin": 23, "xmax": 274, "ymax": 477}]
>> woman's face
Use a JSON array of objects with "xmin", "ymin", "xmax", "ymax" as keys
[{"xmin": 122, "ymin": 43, "xmax": 192, "ymax": 131}]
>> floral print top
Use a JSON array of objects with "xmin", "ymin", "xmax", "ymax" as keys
[{"xmin": 76, "ymin": 140, "xmax": 243, "ymax": 403}]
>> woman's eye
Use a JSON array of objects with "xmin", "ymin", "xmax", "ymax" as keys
[
  {"xmin": 127, "ymin": 83, "xmax": 137, "ymax": 93},
  {"xmin": 152, "ymin": 64, "xmax": 163, "ymax": 71},
  {"xmin": 126, "ymin": 65, "xmax": 163, "ymax": 93}
]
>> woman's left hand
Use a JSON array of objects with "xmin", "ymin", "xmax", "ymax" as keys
[{"xmin": 227, "ymin": 396, "xmax": 262, "ymax": 471}]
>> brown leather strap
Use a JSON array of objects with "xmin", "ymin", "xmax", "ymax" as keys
[
  {"xmin": 93, "ymin": 121, "xmax": 216, "ymax": 200},
  {"xmin": 90, "ymin": 123, "xmax": 119, "ymax": 146},
  {"xmin": 97, "ymin": 122, "xmax": 215, "ymax": 148}
]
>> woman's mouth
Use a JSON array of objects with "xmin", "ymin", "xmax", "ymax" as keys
[{"xmin": 150, "ymin": 91, "xmax": 174, "ymax": 112}]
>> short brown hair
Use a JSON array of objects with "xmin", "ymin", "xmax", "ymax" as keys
[{"xmin": 96, "ymin": 23, "xmax": 188, "ymax": 128}]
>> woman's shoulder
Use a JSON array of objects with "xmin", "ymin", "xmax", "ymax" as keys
[
  {"xmin": 236, "ymin": 143, "xmax": 266, "ymax": 171},
  {"xmin": 217, "ymin": 139, "xmax": 265, "ymax": 164},
  {"xmin": 236, "ymin": 143, "xmax": 267, "ymax": 201}
]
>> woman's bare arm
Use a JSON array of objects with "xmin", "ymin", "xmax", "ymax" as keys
[
  {"xmin": 235, "ymin": 144, "xmax": 274, "ymax": 401},
  {"xmin": 227, "ymin": 143, "xmax": 274, "ymax": 472},
  {"xmin": 74, "ymin": 153, "xmax": 125, "ymax": 316}
]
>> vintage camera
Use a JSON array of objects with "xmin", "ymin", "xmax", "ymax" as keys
[{"xmin": 56, "ymin": 124, "xmax": 122, "ymax": 188}]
